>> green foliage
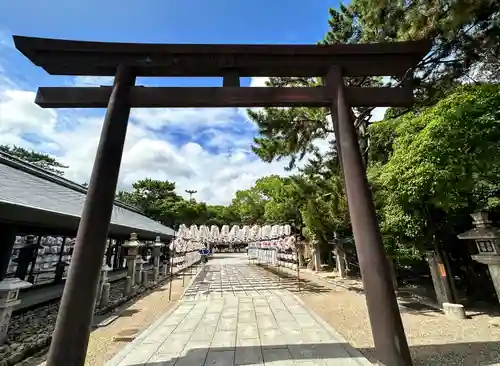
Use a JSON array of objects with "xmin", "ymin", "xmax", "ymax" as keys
[
  {"xmin": 370, "ymin": 84, "xmax": 500, "ymax": 255},
  {"xmin": 231, "ymin": 175, "xmax": 300, "ymax": 225},
  {"xmin": 249, "ymin": 103, "xmax": 330, "ymax": 171},
  {"xmin": 205, "ymin": 205, "xmax": 240, "ymax": 226},
  {"xmin": 8, "ymin": 3, "xmax": 500, "ymax": 274},
  {"xmin": 297, "ymin": 174, "xmax": 350, "ymax": 245},
  {"xmin": 246, "ymin": 2, "xmax": 500, "ymax": 264},
  {"xmin": 114, "ymin": 86, "xmax": 500, "ymax": 270},
  {"xmin": 116, "ymin": 178, "xmax": 179, "ymax": 221},
  {"xmin": 366, "ymin": 118, "xmax": 401, "ymax": 165},
  {"xmin": 0, "ymin": 144, "xmax": 68, "ymax": 175},
  {"xmin": 116, "ymin": 178, "xmax": 199, "ymax": 227},
  {"xmin": 336, "ymin": 0, "xmax": 500, "ymax": 101}
]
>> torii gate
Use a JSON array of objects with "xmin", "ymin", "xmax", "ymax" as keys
[{"xmin": 13, "ymin": 35, "xmax": 430, "ymax": 366}]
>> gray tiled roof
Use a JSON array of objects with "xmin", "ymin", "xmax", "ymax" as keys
[{"xmin": 0, "ymin": 154, "xmax": 174, "ymax": 237}]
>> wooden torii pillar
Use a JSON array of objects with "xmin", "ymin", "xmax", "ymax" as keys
[{"xmin": 14, "ymin": 36, "xmax": 430, "ymax": 366}]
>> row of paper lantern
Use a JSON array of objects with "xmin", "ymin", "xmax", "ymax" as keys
[
  {"xmin": 246, "ymin": 236, "xmax": 297, "ymax": 250},
  {"xmin": 175, "ymin": 224, "xmax": 292, "ymax": 243},
  {"xmin": 169, "ymin": 236, "xmax": 205, "ymax": 252}
]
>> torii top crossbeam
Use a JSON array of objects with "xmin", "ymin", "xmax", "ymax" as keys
[
  {"xmin": 13, "ymin": 36, "xmax": 431, "ymax": 109},
  {"xmin": 14, "ymin": 36, "xmax": 429, "ymax": 78}
]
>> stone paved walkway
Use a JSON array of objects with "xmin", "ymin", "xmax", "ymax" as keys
[{"xmin": 106, "ymin": 254, "xmax": 372, "ymax": 365}]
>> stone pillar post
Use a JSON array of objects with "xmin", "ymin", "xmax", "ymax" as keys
[
  {"xmin": 125, "ymin": 276, "xmax": 133, "ymax": 296},
  {"xmin": 100, "ymin": 283, "xmax": 111, "ymax": 308},
  {"xmin": 136, "ymin": 258, "xmax": 145, "ymax": 286},
  {"xmin": 0, "ymin": 225, "xmax": 33, "ymax": 345},
  {"xmin": 151, "ymin": 236, "xmax": 163, "ymax": 283},
  {"xmin": 96, "ymin": 258, "xmax": 112, "ymax": 308},
  {"xmin": 335, "ymin": 247, "xmax": 347, "ymax": 278},
  {"xmin": 458, "ymin": 212, "xmax": 500, "ymax": 304},
  {"xmin": 332, "ymin": 234, "xmax": 347, "ymax": 278},
  {"xmin": 135, "ymin": 238, "xmax": 147, "ymax": 286},
  {"xmin": 122, "ymin": 233, "xmax": 140, "ymax": 296},
  {"xmin": 311, "ymin": 240, "xmax": 321, "ymax": 272},
  {"xmin": 163, "ymin": 258, "xmax": 169, "ymax": 277},
  {"xmin": 141, "ymin": 269, "xmax": 149, "ymax": 287}
]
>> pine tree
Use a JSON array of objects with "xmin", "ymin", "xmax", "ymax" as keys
[{"xmin": 0, "ymin": 144, "xmax": 68, "ymax": 175}]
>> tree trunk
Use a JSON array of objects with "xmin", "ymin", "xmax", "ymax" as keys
[
  {"xmin": 427, "ymin": 247, "xmax": 457, "ymax": 307},
  {"xmin": 426, "ymin": 210, "xmax": 458, "ymax": 304},
  {"xmin": 314, "ymin": 243, "xmax": 321, "ymax": 272},
  {"xmin": 440, "ymin": 247, "xmax": 459, "ymax": 303},
  {"xmin": 327, "ymin": 249, "xmax": 334, "ymax": 267}
]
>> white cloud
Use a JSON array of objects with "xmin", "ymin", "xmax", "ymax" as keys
[
  {"xmin": 72, "ymin": 76, "xmax": 114, "ymax": 87},
  {"xmin": 249, "ymin": 77, "xmax": 270, "ymax": 87},
  {"xmin": 370, "ymin": 107, "xmax": 388, "ymax": 122},
  {"xmin": 0, "ymin": 71, "xmax": 294, "ymax": 204},
  {"xmin": 0, "ymin": 29, "xmax": 14, "ymax": 49},
  {"xmin": 130, "ymin": 107, "xmax": 242, "ymax": 134}
]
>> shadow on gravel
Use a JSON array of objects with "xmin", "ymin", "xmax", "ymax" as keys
[
  {"xmin": 113, "ymin": 328, "xmax": 141, "ymax": 343},
  {"xmin": 256, "ymin": 265, "xmax": 331, "ymax": 294},
  {"xmin": 359, "ymin": 341, "xmax": 500, "ymax": 366},
  {"xmin": 120, "ymin": 309, "xmax": 141, "ymax": 317}
]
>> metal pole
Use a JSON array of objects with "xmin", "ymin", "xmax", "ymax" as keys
[
  {"xmin": 182, "ymin": 252, "xmax": 186, "ymax": 287},
  {"xmin": 46, "ymin": 65, "xmax": 135, "ymax": 366},
  {"xmin": 296, "ymin": 247, "xmax": 300, "ymax": 292},
  {"xmin": 326, "ymin": 67, "xmax": 411, "ymax": 366},
  {"xmin": 28, "ymin": 235, "xmax": 42, "ymax": 283},
  {"xmin": 220, "ymin": 263, "xmax": 223, "ymax": 298},
  {"xmin": 277, "ymin": 250, "xmax": 281, "ymax": 284},
  {"xmin": 168, "ymin": 246, "xmax": 175, "ymax": 301},
  {"xmin": 53, "ymin": 236, "xmax": 67, "ymax": 283}
]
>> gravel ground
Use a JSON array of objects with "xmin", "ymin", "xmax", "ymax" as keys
[
  {"xmin": 257, "ymin": 265, "xmax": 500, "ymax": 366},
  {"xmin": 17, "ymin": 268, "xmax": 197, "ymax": 366},
  {"xmin": 1, "ymin": 279, "xmax": 127, "ymax": 364},
  {"xmin": 82, "ymin": 270, "xmax": 195, "ymax": 366}
]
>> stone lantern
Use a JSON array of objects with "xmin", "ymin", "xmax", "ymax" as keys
[
  {"xmin": 458, "ymin": 212, "xmax": 500, "ymax": 303},
  {"xmin": 0, "ymin": 278, "xmax": 32, "ymax": 344},
  {"xmin": 122, "ymin": 233, "xmax": 140, "ymax": 295},
  {"xmin": 150, "ymin": 236, "xmax": 163, "ymax": 282},
  {"xmin": 136, "ymin": 257, "xmax": 147, "ymax": 287}
]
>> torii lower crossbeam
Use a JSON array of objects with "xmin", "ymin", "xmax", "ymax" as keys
[{"xmin": 35, "ymin": 86, "xmax": 413, "ymax": 108}]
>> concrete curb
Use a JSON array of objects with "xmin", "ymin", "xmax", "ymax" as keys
[
  {"xmin": 179, "ymin": 263, "xmax": 202, "ymax": 299},
  {"xmin": 257, "ymin": 262, "xmax": 374, "ymax": 364},
  {"xmin": 105, "ymin": 263, "xmax": 201, "ymax": 366},
  {"xmin": 289, "ymin": 292, "xmax": 374, "ymax": 365},
  {"xmin": 105, "ymin": 300, "xmax": 185, "ymax": 366}
]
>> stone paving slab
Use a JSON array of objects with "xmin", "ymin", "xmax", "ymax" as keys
[{"xmin": 106, "ymin": 254, "xmax": 372, "ymax": 366}]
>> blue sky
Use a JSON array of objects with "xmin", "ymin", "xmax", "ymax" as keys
[{"xmin": 0, "ymin": 0, "xmax": 340, "ymax": 204}]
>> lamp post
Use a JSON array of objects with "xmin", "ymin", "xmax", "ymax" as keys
[
  {"xmin": 294, "ymin": 208, "xmax": 302, "ymax": 292},
  {"xmin": 168, "ymin": 224, "xmax": 178, "ymax": 301},
  {"xmin": 185, "ymin": 189, "xmax": 197, "ymax": 201}
]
